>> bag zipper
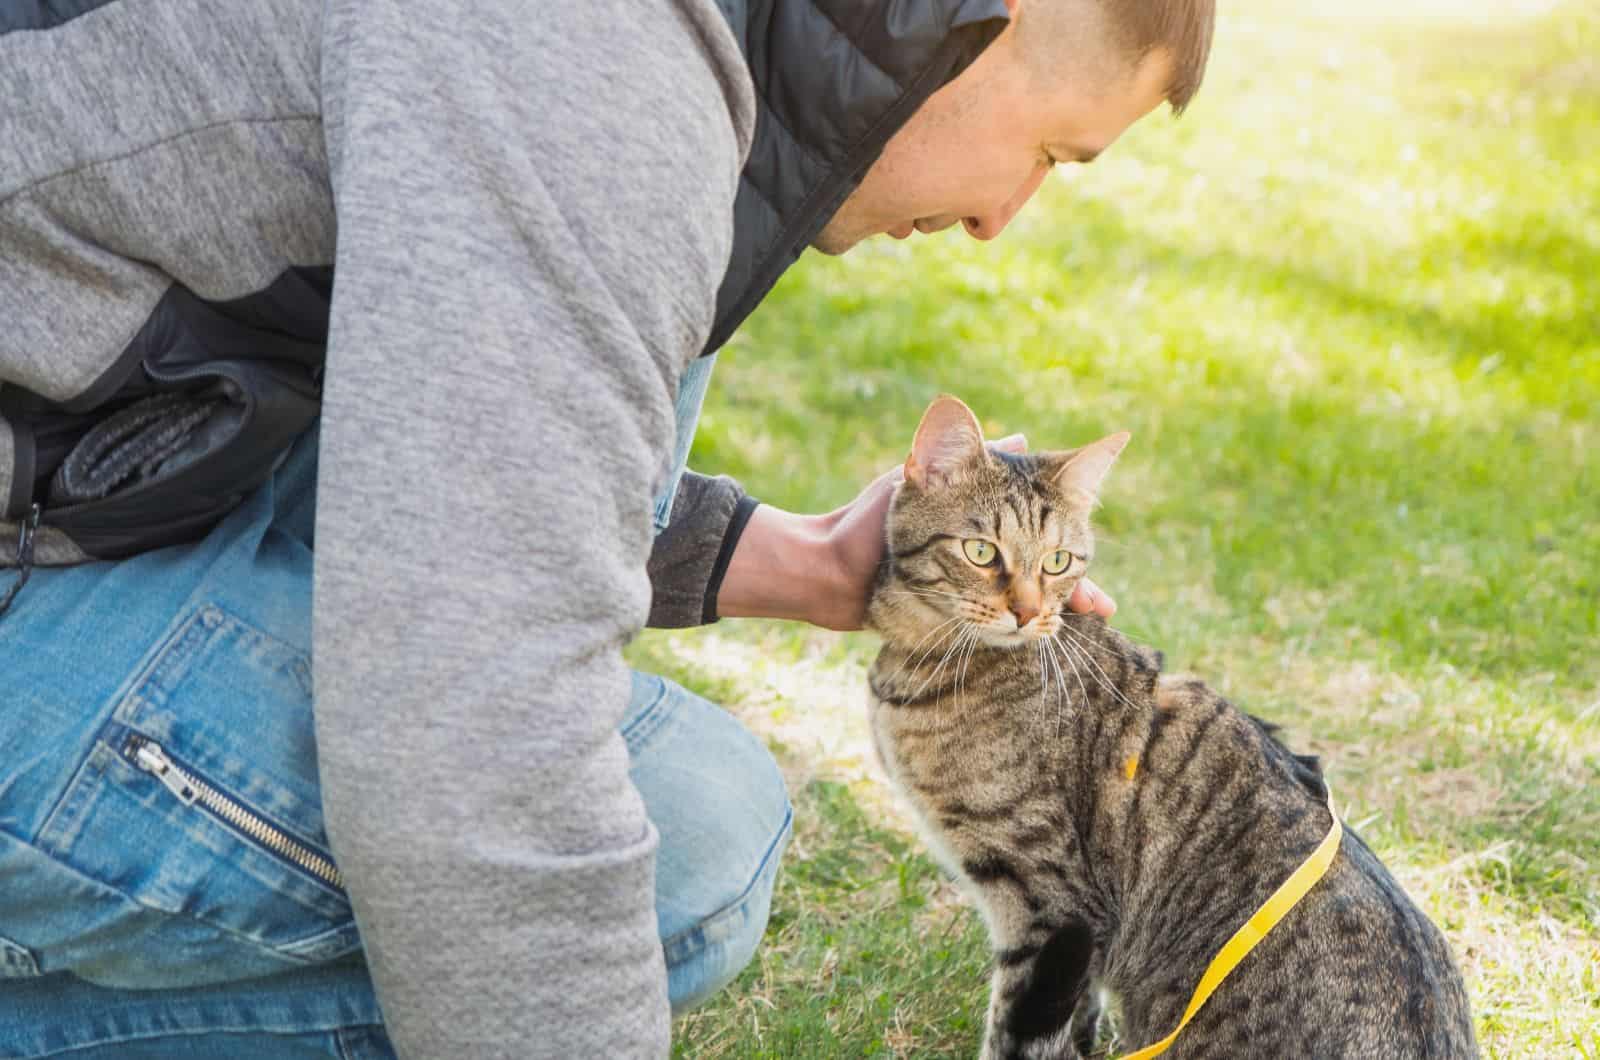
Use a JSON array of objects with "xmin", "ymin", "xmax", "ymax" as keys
[{"xmin": 123, "ymin": 733, "xmax": 346, "ymax": 892}]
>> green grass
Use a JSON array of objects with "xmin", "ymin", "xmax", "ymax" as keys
[{"xmin": 642, "ymin": 2, "xmax": 1600, "ymax": 1055}]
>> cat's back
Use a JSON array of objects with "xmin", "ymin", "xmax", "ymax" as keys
[
  {"xmin": 1137, "ymin": 832, "xmax": 1478, "ymax": 1058},
  {"xmin": 1110, "ymin": 666, "xmax": 1478, "ymax": 1057}
]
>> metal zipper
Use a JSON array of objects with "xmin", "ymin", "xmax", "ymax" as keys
[{"xmin": 124, "ymin": 734, "xmax": 346, "ymax": 892}]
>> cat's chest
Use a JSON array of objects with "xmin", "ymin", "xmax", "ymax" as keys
[{"xmin": 867, "ymin": 698, "xmax": 969, "ymax": 878}]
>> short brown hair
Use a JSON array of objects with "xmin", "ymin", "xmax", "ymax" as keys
[{"xmin": 1021, "ymin": 0, "xmax": 1217, "ymax": 114}]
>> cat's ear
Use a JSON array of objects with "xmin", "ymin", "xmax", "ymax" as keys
[
  {"xmin": 906, "ymin": 395, "xmax": 988, "ymax": 488},
  {"xmin": 1054, "ymin": 431, "xmax": 1131, "ymax": 501}
]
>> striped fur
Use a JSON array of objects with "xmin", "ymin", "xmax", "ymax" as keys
[{"xmin": 864, "ymin": 400, "xmax": 1476, "ymax": 1059}]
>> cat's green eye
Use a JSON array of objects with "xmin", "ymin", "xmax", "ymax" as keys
[
  {"xmin": 1043, "ymin": 549, "xmax": 1075, "ymax": 575},
  {"xmin": 962, "ymin": 539, "xmax": 998, "ymax": 567}
]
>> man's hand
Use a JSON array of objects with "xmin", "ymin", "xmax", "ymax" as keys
[{"xmin": 716, "ymin": 434, "xmax": 1118, "ymax": 631}]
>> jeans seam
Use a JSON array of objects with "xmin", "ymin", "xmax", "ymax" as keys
[
  {"xmin": 32, "ymin": 604, "xmax": 203, "ymax": 847},
  {"xmin": 620, "ymin": 677, "xmax": 673, "ymax": 752},
  {"xmin": 35, "ymin": 1024, "xmax": 361, "ymax": 1058},
  {"xmin": 661, "ymin": 801, "xmax": 793, "ymax": 964}
]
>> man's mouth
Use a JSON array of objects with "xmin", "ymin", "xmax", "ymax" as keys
[{"xmin": 887, "ymin": 217, "xmax": 961, "ymax": 240}]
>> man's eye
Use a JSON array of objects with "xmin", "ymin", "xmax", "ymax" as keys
[{"xmin": 962, "ymin": 539, "xmax": 997, "ymax": 567}]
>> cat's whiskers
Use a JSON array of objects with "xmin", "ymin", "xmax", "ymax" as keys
[
  {"xmin": 1035, "ymin": 638, "xmax": 1048, "ymax": 701},
  {"xmin": 1044, "ymin": 634, "xmax": 1085, "ymax": 729},
  {"xmin": 1054, "ymin": 625, "xmax": 1142, "ymax": 713},
  {"xmin": 906, "ymin": 623, "xmax": 969, "ymax": 698},
  {"xmin": 881, "ymin": 615, "xmax": 967, "ymax": 686},
  {"xmin": 912, "ymin": 621, "xmax": 976, "ymax": 703},
  {"xmin": 937, "ymin": 626, "xmax": 980, "ymax": 709},
  {"xmin": 1050, "ymin": 631, "xmax": 1118, "ymax": 709},
  {"xmin": 1036, "ymin": 638, "xmax": 1063, "ymax": 738},
  {"xmin": 1061, "ymin": 610, "xmax": 1161, "ymax": 657},
  {"xmin": 956, "ymin": 624, "xmax": 983, "ymax": 711}
]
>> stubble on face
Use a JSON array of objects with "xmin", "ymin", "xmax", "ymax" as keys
[
  {"xmin": 812, "ymin": 192, "xmax": 884, "ymax": 255},
  {"xmin": 811, "ymin": 218, "xmax": 861, "ymax": 256}
]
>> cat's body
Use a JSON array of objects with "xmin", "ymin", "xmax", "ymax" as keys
[{"xmin": 864, "ymin": 397, "xmax": 1477, "ymax": 1059}]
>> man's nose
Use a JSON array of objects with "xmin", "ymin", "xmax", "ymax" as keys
[{"xmin": 963, "ymin": 162, "xmax": 1051, "ymax": 242}]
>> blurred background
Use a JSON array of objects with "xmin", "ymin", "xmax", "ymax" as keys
[{"xmin": 645, "ymin": 2, "xmax": 1599, "ymax": 1055}]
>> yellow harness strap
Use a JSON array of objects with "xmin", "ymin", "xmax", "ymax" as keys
[{"xmin": 1115, "ymin": 789, "xmax": 1343, "ymax": 1060}]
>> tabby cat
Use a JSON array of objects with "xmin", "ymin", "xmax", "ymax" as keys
[{"xmin": 865, "ymin": 396, "xmax": 1477, "ymax": 1059}]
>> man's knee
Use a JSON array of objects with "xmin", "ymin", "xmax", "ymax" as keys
[
  {"xmin": 662, "ymin": 803, "xmax": 789, "ymax": 1013},
  {"xmin": 621, "ymin": 672, "xmax": 793, "ymax": 1012}
]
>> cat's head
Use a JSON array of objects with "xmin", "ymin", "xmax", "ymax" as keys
[{"xmin": 871, "ymin": 395, "xmax": 1128, "ymax": 650}]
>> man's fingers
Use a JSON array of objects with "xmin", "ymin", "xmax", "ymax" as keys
[{"xmin": 1069, "ymin": 578, "xmax": 1117, "ymax": 618}]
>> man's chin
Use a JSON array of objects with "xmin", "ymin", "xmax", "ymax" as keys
[
  {"xmin": 809, "ymin": 228, "xmax": 858, "ymax": 256},
  {"xmin": 811, "ymin": 215, "xmax": 883, "ymax": 255}
]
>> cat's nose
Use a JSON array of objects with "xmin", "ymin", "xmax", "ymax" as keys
[{"xmin": 1010, "ymin": 602, "xmax": 1040, "ymax": 628}]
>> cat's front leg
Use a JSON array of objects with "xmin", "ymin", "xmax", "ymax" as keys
[
  {"xmin": 978, "ymin": 966, "xmax": 1011, "ymax": 1060},
  {"xmin": 980, "ymin": 972, "xmax": 1080, "ymax": 1060},
  {"xmin": 979, "ymin": 922, "xmax": 1095, "ymax": 1060}
]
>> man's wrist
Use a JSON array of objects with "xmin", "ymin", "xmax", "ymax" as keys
[{"xmin": 714, "ymin": 503, "xmax": 846, "ymax": 627}]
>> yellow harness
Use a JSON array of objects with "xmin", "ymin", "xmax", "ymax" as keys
[{"xmin": 1115, "ymin": 787, "xmax": 1344, "ymax": 1059}]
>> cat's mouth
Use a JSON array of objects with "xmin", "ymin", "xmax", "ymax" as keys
[{"xmin": 978, "ymin": 613, "xmax": 1061, "ymax": 648}]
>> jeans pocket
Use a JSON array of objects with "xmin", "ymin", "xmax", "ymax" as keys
[{"xmin": 34, "ymin": 603, "xmax": 359, "ymax": 988}]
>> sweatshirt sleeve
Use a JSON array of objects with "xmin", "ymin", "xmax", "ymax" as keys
[
  {"xmin": 309, "ymin": 2, "xmax": 754, "ymax": 1057},
  {"xmin": 647, "ymin": 470, "xmax": 759, "ymax": 628}
]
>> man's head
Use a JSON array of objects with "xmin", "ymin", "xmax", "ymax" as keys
[{"xmin": 812, "ymin": 0, "xmax": 1215, "ymax": 255}]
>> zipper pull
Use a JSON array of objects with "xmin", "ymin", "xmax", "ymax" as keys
[
  {"xmin": 0, "ymin": 502, "xmax": 40, "ymax": 620},
  {"xmin": 131, "ymin": 740, "xmax": 201, "ymax": 806}
]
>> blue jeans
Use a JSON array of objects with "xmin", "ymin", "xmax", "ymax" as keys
[{"xmin": 0, "ymin": 358, "xmax": 792, "ymax": 1057}]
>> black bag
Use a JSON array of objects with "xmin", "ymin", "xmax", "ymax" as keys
[{"xmin": 1, "ymin": 275, "xmax": 328, "ymax": 613}]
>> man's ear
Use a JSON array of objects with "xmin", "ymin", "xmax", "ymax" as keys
[
  {"xmin": 906, "ymin": 395, "xmax": 988, "ymax": 488},
  {"xmin": 1054, "ymin": 431, "xmax": 1131, "ymax": 501}
]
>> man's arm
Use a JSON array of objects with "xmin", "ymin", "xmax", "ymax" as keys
[
  {"xmin": 310, "ymin": 2, "xmax": 753, "ymax": 1056},
  {"xmin": 653, "ymin": 437, "xmax": 1117, "ymax": 632}
]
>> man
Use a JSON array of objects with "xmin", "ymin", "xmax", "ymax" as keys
[{"xmin": 0, "ymin": 0, "xmax": 1211, "ymax": 1055}]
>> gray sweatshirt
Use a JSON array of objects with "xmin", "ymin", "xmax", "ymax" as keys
[{"xmin": 2, "ymin": 0, "xmax": 755, "ymax": 1055}]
